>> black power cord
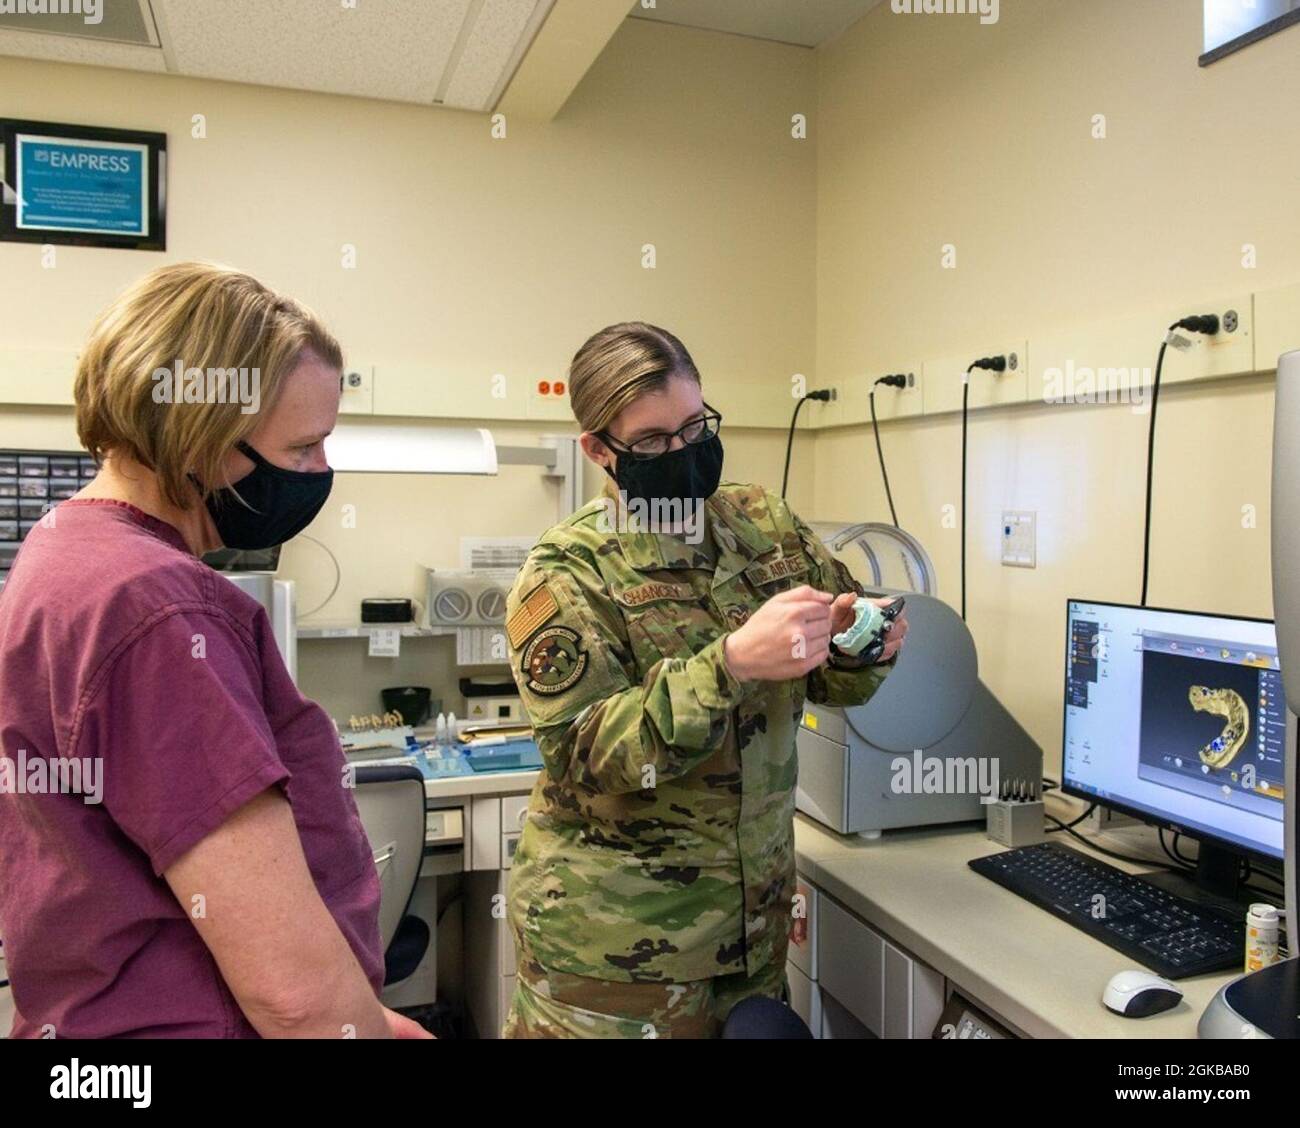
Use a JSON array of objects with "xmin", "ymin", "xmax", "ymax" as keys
[
  {"xmin": 1159, "ymin": 828, "xmax": 1197, "ymax": 872},
  {"xmin": 781, "ymin": 389, "xmax": 833, "ymax": 498},
  {"xmin": 870, "ymin": 375, "xmax": 907, "ymax": 528},
  {"xmin": 1045, "ymin": 813, "xmax": 1179, "ymax": 870},
  {"xmin": 1139, "ymin": 314, "xmax": 1220, "ymax": 606},
  {"xmin": 1170, "ymin": 830, "xmax": 1197, "ymax": 868},
  {"xmin": 1045, "ymin": 801, "xmax": 1098, "ymax": 833},
  {"xmin": 961, "ymin": 356, "xmax": 1006, "ymax": 621},
  {"xmin": 1246, "ymin": 863, "xmax": 1285, "ymax": 889}
]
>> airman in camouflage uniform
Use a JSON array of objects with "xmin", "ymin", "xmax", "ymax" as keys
[{"xmin": 500, "ymin": 481, "xmax": 894, "ymax": 1038}]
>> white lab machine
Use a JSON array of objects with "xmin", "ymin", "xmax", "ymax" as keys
[
  {"xmin": 795, "ymin": 522, "xmax": 1042, "ymax": 837},
  {"xmin": 220, "ymin": 571, "xmax": 298, "ymax": 684},
  {"xmin": 1199, "ymin": 351, "xmax": 1300, "ymax": 1039}
]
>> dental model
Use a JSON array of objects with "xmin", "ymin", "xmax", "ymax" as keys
[
  {"xmin": 1188, "ymin": 685, "xmax": 1249, "ymax": 770},
  {"xmin": 831, "ymin": 596, "xmax": 906, "ymax": 664}
]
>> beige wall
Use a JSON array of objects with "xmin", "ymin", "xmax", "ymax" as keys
[
  {"xmin": 814, "ymin": 0, "xmax": 1295, "ymax": 772},
  {"xmin": 7, "ymin": 3, "xmax": 1290, "ymax": 757},
  {"xmin": 0, "ymin": 21, "xmax": 818, "ymax": 718},
  {"xmin": 0, "ymin": 19, "xmax": 817, "ymax": 423}
]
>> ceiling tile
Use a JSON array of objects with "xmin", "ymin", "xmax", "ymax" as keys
[
  {"xmin": 155, "ymin": 0, "xmax": 473, "ymax": 104},
  {"xmin": 0, "ymin": 0, "xmax": 157, "ymax": 45},
  {"xmin": 631, "ymin": 0, "xmax": 885, "ymax": 48},
  {"xmin": 0, "ymin": 26, "xmax": 165, "ymax": 70},
  {"xmin": 441, "ymin": 0, "xmax": 546, "ymax": 111}
]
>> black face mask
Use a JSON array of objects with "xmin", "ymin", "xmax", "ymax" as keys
[
  {"xmin": 202, "ymin": 441, "xmax": 333, "ymax": 550},
  {"xmin": 607, "ymin": 435, "xmax": 724, "ymax": 512}
]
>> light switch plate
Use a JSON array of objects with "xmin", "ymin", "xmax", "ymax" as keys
[{"xmin": 1001, "ymin": 510, "xmax": 1036, "ymax": 568}]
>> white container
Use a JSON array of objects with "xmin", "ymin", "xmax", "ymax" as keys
[{"xmin": 1245, "ymin": 903, "xmax": 1282, "ymax": 972}]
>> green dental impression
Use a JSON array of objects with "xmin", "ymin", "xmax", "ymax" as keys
[{"xmin": 832, "ymin": 597, "xmax": 888, "ymax": 657}]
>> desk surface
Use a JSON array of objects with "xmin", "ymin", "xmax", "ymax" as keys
[
  {"xmin": 425, "ymin": 767, "xmax": 538, "ymax": 801},
  {"xmin": 403, "ymin": 757, "xmax": 1244, "ymax": 1038},
  {"xmin": 793, "ymin": 814, "xmax": 1241, "ymax": 1039}
]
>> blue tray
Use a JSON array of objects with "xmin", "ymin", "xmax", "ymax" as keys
[{"xmin": 415, "ymin": 739, "xmax": 541, "ymax": 779}]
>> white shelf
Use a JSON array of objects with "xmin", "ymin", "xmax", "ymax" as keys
[{"xmin": 297, "ymin": 622, "xmax": 455, "ymax": 639}]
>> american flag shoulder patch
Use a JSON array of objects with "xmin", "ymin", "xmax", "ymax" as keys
[{"xmin": 506, "ymin": 583, "xmax": 559, "ymax": 649}]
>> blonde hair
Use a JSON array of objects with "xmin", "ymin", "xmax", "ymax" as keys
[
  {"xmin": 74, "ymin": 261, "xmax": 342, "ymax": 509},
  {"xmin": 568, "ymin": 322, "xmax": 701, "ymax": 433}
]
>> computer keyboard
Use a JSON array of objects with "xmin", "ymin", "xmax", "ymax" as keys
[{"xmin": 969, "ymin": 841, "xmax": 1245, "ymax": 979}]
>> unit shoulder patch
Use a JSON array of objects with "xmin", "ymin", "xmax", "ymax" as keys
[
  {"xmin": 507, "ymin": 583, "xmax": 559, "ymax": 649},
  {"xmin": 521, "ymin": 625, "xmax": 589, "ymax": 696}
]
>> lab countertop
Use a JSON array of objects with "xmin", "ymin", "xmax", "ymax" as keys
[
  {"xmin": 392, "ymin": 744, "xmax": 1239, "ymax": 1038},
  {"xmin": 792, "ymin": 814, "xmax": 1239, "ymax": 1039},
  {"xmin": 424, "ymin": 767, "xmax": 540, "ymax": 800}
]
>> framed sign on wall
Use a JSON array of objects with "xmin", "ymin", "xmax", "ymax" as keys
[{"xmin": 0, "ymin": 118, "xmax": 166, "ymax": 251}]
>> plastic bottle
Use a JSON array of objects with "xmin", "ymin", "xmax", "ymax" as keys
[{"xmin": 1245, "ymin": 903, "xmax": 1282, "ymax": 972}]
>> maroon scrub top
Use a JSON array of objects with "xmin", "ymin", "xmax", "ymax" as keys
[{"xmin": 0, "ymin": 499, "xmax": 384, "ymax": 1037}]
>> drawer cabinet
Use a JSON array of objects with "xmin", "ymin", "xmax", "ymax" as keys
[{"xmin": 815, "ymin": 890, "xmax": 946, "ymax": 1039}]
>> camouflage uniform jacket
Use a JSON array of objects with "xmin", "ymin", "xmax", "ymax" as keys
[{"xmin": 503, "ymin": 481, "xmax": 892, "ymax": 983}]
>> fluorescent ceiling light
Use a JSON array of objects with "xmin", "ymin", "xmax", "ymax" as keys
[{"xmin": 326, "ymin": 422, "xmax": 498, "ymax": 475}]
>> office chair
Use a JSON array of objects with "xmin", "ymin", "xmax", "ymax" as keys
[
  {"xmin": 721, "ymin": 994, "xmax": 814, "ymax": 1039},
  {"xmin": 351, "ymin": 764, "xmax": 429, "ymax": 987}
]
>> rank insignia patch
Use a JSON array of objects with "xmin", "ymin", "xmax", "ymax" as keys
[{"xmin": 522, "ymin": 626, "xmax": 588, "ymax": 695}]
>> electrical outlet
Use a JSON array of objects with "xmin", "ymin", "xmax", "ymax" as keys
[
  {"xmin": 921, "ymin": 341, "xmax": 1029, "ymax": 414},
  {"xmin": 527, "ymin": 376, "xmax": 572, "ymax": 421},
  {"xmin": 1001, "ymin": 510, "xmax": 1036, "ymax": 568},
  {"xmin": 339, "ymin": 364, "xmax": 374, "ymax": 415}
]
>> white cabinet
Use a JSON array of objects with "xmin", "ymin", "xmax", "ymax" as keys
[
  {"xmin": 820, "ymin": 988, "xmax": 873, "ymax": 1039},
  {"xmin": 811, "ymin": 882, "xmax": 946, "ymax": 1040},
  {"xmin": 884, "ymin": 939, "xmax": 945, "ymax": 1040},
  {"xmin": 785, "ymin": 873, "xmax": 821, "ymax": 1034},
  {"xmin": 788, "ymin": 873, "xmax": 818, "ymax": 979},
  {"xmin": 817, "ymin": 893, "xmax": 885, "ymax": 1034},
  {"xmin": 786, "ymin": 961, "xmax": 821, "ymax": 1035},
  {"xmin": 469, "ymin": 795, "xmax": 501, "ymax": 870},
  {"xmin": 464, "ymin": 868, "xmax": 518, "ymax": 1039},
  {"xmin": 463, "ymin": 791, "xmax": 530, "ymax": 1038},
  {"xmin": 500, "ymin": 794, "xmax": 530, "ymax": 871}
]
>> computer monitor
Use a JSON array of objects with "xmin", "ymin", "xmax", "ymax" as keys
[{"xmin": 1062, "ymin": 599, "xmax": 1286, "ymax": 898}]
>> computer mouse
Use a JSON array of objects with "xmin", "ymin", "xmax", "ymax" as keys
[{"xmin": 1102, "ymin": 969, "xmax": 1184, "ymax": 1017}]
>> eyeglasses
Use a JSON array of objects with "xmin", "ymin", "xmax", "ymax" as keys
[{"xmin": 600, "ymin": 404, "xmax": 723, "ymax": 460}]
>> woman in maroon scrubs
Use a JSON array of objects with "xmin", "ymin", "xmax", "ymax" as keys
[{"xmin": 0, "ymin": 262, "xmax": 428, "ymax": 1038}]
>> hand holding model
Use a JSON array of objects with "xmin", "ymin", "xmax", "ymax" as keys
[
  {"xmin": 723, "ymin": 586, "xmax": 909, "ymax": 681},
  {"xmin": 723, "ymin": 585, "xmax": 833, "ymax": 680},
  {"xmin": 832, "ymin": 595, "xmax": 909, "ymax": 664}
]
